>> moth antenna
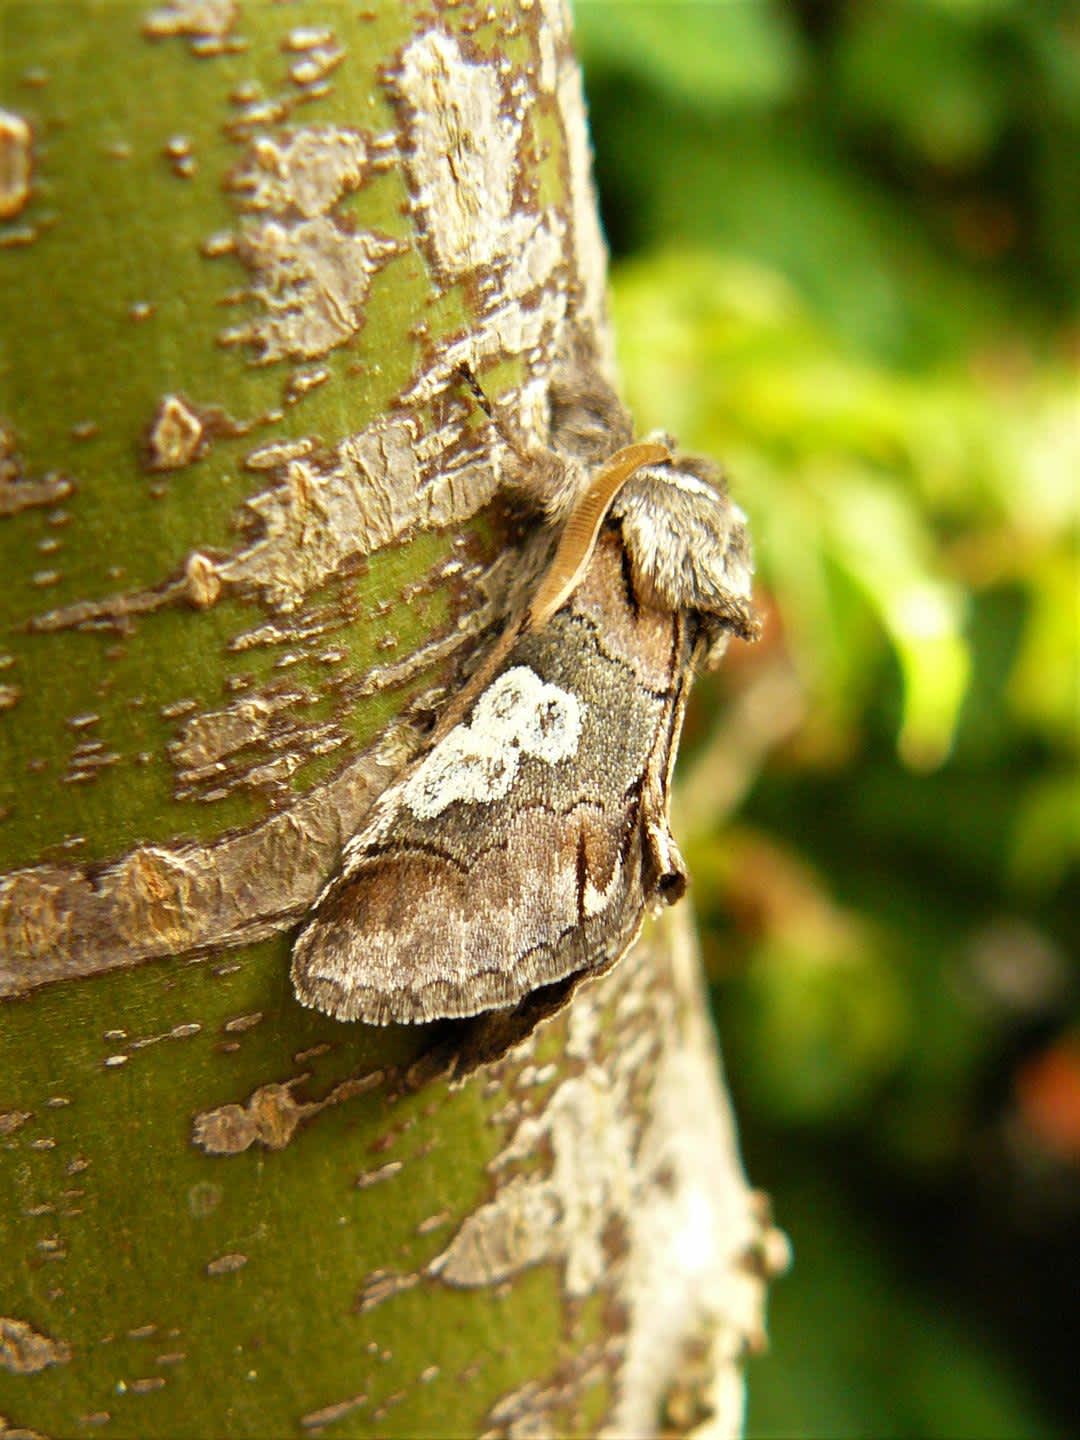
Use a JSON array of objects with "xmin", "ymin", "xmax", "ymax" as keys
[
  {"xmin": 453, "ymin": 362, "xmax": 494, "ymax": 418},
  {"xmin": 455, "ymin": 362, "xmax": 590, "ymax": 521},
  {"xmin": 527, "ymin": 441, "xmax": 670, "ymax": 630},
  {"xmin": 454, "ymin": 362, "xmax": 537, "ymax": 470}
]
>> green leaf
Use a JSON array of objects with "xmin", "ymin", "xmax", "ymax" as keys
[{"xmin": 574, "ymin": 0, "xmax": 804, "ymax": 108}]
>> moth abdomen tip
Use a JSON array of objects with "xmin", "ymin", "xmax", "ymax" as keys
[{"xmin": 656, "ymin": 868, "xmax": 687, "ymax": 905}]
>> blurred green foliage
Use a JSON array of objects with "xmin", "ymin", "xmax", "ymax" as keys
[{"xmin": 577, "ymin": 1, "xmax": 1078, "ymax": 1435}]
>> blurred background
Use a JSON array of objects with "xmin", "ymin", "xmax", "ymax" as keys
[{"xmin": 575, "ymin": 2, "xmax": 1078, "ymax": 1435}]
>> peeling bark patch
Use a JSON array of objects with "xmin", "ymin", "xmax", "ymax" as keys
[
  {"xmin": 167, "ymin": 687, "xmax": 343, "ymax": 803},
  {"xmin": 122, "ymin": 1020, "xmax": 201, "ymax": 1054},
  {"xmin": 244, "ymin": 437, "xmax": 315, "ymax": 471},
  {"xmin": 191, "ymin": 1069, "xmax": 384, "ymax": 1156},
  {"xmin": 286, "ymin": 40, "xmax": 345, "ymax": 91},
  {"xmin": 416, "ymin": 1209, "xmax": 451, "ymax": 1236},
  {"xmin": 355, "ymin": 1269, "xmax": 420, "ymax": 1315},
  {"xmin": 219, "ymin": 125, "xmax": 403, "ymax": 364},
  {"xmin": 286, "ymin": 367, "xmax": 329, "ymax": 403},
  {"xmin": 222, "ymin": 219, "xmax": 402, "ymax": 363},
  {"xmin": 354, "ymin": 1159, "xmax": 402, "ymax": 1189},
  {"xmin": 0, "ymin": 110, "xmax": 32, "ymax": 221},
  {"xmin": 391, "ymin": 30, "xmax": 520, "ymax": 281},
  {"xmin": 184, "ymin": 551, "xmax": 221, "ymax": 608},
  {"xmin": 27, "ymin": 576, "xmax": 186, "ymax": 634},
  {"xmin": 432, "ymin": 1069, "xmax": 628, "ymax": 1296},
  {"xmin": 0, "ymin": 426, "xmax": 73, "ymax": 516},
  {"xmin": 384, "ymin": 9, "xmax": 602, "ymax": 420},
  {"xmin": 128, "ymin": 1376, "xmax": 167, "ymax": 1394},
  {"xmin": 164, "ymin": 135, "xmax": 196, "ymax": 180},
  {"xmin": 299, "ymin": 1392, "xmax": 368, "ymax": 1432},
  {"xmin": 208, "ymin": 413, "xmax": 502, "ymax": 612},
  {"xmin": 396, "ymin": 215, "xmax": 570, "ymax": 412},
  {"xmin": 112, "ymin": 847, "xmax": 201, "ymax": 950},
  {"xmin": 0, "ymin": 742, "xmax": 407, "ymax": 997},
  {"xmin": 145, "ymin": 395, "xmax": 204, "ymax": 472},
  {"xmin": 483, "ymin": 1344, "xmax": 607, "ymax": 1440},
  {"xmin": 0, "ymin": 1417, "xmax": 51, "ymax": 1440},
  {"xmin": 205, "ymin": 1252, "xmax": 247, "ymax": 1276},
  {"xmin": 143, "ymin": 0, "xmax": 241, "ymax": 51},
  {"xmin": 230, "ymin": 129, "xmax": 377, "ymax": 220},
  {"xmin": 192, "ymin": 1080, "xmax": 309, "ymax": 1155},
  {"xmin": 222, "ymin": 1009, "xmax": 262, "ymax": 1033},
  {"xmin": 0, "ymin": 473, "xmax": 74, "ymax": 513},
  {"xmin": 0, "ymin": 1316, "xmax": 71, "ymax": 1374}
]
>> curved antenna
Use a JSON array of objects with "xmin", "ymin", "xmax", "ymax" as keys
[
  {"xmin": 428, "ymin": 442, "xmax": 669, "ymax": 744},
  {"xmin": 527, "ymin": 441, "xmax": 669, "ymax": 630}
]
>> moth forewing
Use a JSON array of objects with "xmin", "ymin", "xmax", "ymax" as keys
[{"xmin": 291, "ymin": 443, "xmax": 756, "ymax": 1035}]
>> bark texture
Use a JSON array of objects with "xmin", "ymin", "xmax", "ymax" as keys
[{"xmin": 0, "ymin": 3, "xmax": 783, "ymax": 1435}]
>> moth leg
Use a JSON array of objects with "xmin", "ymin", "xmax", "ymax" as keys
[
  {"xmin": 453, "ymin": 362, "xmax": 573, "ymax": 519},
  {"xmin": 639, "ymin": 624, "xmax": 693, "ymax": 907}
]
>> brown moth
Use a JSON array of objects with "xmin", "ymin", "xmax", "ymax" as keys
[{"xmin": 291, "ymin": 442, "xmax": 757, "ymax": 1029}]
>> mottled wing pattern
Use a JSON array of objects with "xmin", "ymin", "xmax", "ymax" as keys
[{"xmin": 291, "ymin": 536, "xmax": 693, "ymax": 1024}]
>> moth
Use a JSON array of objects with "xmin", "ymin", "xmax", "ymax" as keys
[{"xmin": 291, "ymin": 438, "xmax": 757, "ymax": 1036}]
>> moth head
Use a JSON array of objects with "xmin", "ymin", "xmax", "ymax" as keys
[{"xmin": 610, "ymin": 454, "xmax": 760, "ymax": 660}]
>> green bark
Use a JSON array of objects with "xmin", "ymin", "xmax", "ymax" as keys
[{"xmin": 1, "ymin": 4, "xmax": 776, "ymax": 1436}]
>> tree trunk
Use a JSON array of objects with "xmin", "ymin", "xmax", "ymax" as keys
[{"xmin": 0, "ymin": 3, "xmax": 782, "ymax": 1435}]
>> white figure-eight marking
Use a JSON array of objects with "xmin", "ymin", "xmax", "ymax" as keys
[{"xmin": 399, "ymin": 667, "xmax": 583, "ymax": 821}]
